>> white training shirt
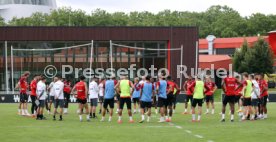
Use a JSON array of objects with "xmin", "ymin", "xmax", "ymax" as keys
[
  {"xmin": 251, "ymin": 80, "xmax": 260, "ymax": 99},
  {"xmin": 36, "ymin": 81, "xmax": 47, "ymax": 100},
  {"xmin": 54, "ymin": 80, "xmax": 64, "ymax": 100},
  {"xmin": 139, "ymin": 80, "xmax": 145, "ymax": 85},
  {"xmin": 89, "ymin": 81, "xmax": 99, "ymax": 99},
  {"xmin": 49, "ymin": 82, "xmax": 55, "ymax": 96},
  {"xmin": 98, "ymin": 82, "xmax": 104, "ymax": 97}
]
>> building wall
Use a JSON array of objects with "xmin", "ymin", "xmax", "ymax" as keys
[{"xmin": 0, "ymin": 27, "xmax": 198, "ymax": 90}]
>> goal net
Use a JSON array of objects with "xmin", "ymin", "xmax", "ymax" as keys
[
  {"xmin": 109, "ymin": 41, "xmax": 183, "ymax": 88},
  {"xmin": 11, "ymin": 42, "xmax": 94, "ymax": 92}
]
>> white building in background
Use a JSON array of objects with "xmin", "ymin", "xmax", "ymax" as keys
[{"xmin": 0, "ymin": 0, "xmax": 57, "ymax": 22}]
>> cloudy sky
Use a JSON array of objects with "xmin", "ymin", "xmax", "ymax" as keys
[{"xmin": 56, "ymin": 0, "xmax": 275, "ymax": 17}]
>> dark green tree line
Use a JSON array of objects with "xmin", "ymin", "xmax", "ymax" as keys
[{"xmin": 1, "ymin": 5, "xmax": 276, "ymax": 38}]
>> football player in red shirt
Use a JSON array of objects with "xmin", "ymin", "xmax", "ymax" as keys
[
  {"xmin": 165, "ymin": 76, "xmax": 176, "ymax": 122},
  {"xmin": 182, "ymin": 75, "xmax": 194, "ymax": 114},
  {"xmin": 15, "ymin": 71, "xmax": 30, "ymax": 116},
  {"xmin": 204, "ymin": 76, "xmax": 217, "ymax": 114},
  {"xmin": 63, "ymin": 79, "xmax": 71, "ymax": 114},
  {"xmin": 30, "ymin": 74, "xmax": 39, "ymax": 117},
  {"xmin": 259, "ymin": 74, "xmax": 268, "ymax": 119},
  {"xmin": 71, "ymin": 76, "xmax": 90, "ymax": 122},
  {"xmin": 172, "ymin": 79, "xmax": 180, "ymax": 114},
  {"xmin": 234, "ymin": 76, "xmax": 243, "ymax": 114},
  {"xmin": 221, "ymin": 72, "xmax": 239, "ymax": 122}
]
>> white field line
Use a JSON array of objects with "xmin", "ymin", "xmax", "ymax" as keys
[
  {"xmin": 185, "ymin": 130, "xmax": 192, "ymax": 134},
  {"xmin": 167, "ymin": 122, "xmax": 214, "ymax": 142},
  {"xmin": 194, "ymin": 135, "xmax": 204, "ymax": 139},
  {"xmin": 146, "ymin": 126, "xmax": 175, "ymax": 128}
]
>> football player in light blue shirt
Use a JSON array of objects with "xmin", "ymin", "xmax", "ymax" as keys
[
  {"xmin": 156, "ymin": 74, "xmax": 167, "ymax": 122},
  {"xmin": 139, "ymin": 75, "xmax": 154, "ymax": 123},
  {"xmin": 132, "ymin": 77, "xmax": 141, "ymax": 114}
]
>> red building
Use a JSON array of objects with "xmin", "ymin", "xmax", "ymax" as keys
[
  {"xmin": 198, "ymin": 36, "xmax": 271, "ymax": 70},
  {"xmin": 269, "ymin": 31, "xmax": 276, "ymax": 55}
]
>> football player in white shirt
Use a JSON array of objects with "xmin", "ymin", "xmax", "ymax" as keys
[
  {"xmin": 89, "ymin": 78, "xmax": 99, "ymax": 118},
  {"xmin": 250, "ymin": 74, "xmax": 260, "ymax": 120},
  {"xmin": 139, "ymin": 76, "xmax": 146, "ymax": 85},
  {"xmin": 98, "ymin": 78, "xmax": 105, "ymax": 114},
  {"xmin": 47, "ymin": 77, "xmax": 58, "ymax": 114},
  {"xmin": 53, "ymin": 76, "xmax": 65, "ymax": 121},
  {"xmin": 36, "ymin": 76, "xmax": 47, "ymax": 120}
]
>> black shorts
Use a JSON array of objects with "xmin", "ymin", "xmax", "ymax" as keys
[
  {"xmin": 49, "ymin": 96, "xmax": 55, "ymax": 102},
  {"xmin": 251, "ymin": 99, "xmax": 258, "ymax": 107},
  {"xmin": 157, "ymin": 97, "xmax": 167, "ymax": 107},
  {"xmin": 90, "ymin": 98, "xmax": 98, "ymax": 107},
  {"xmin": 205, "ymin": 95, "xmax": 214, "ymax": 103},
  {"xmin": 235, "ymin": 96, "xmax": 241, "ymax": 103},
  {"xmin": 152, "ymin": 95, "xmax": 157, "ymax": 106},
  {"xmin": 166, "ymin": 94, "xmax": 174, "ymax": 107},
  {"xmin": 55, "ymin": 99, "xmax": 64, "ymax": 108},
  {"xmin": 243, "ymin": 98, "xmax": 251, "ymax": 106},
  {"xmin": 173, "ymin": 95, "xmax": 177, "ymax": 105},
  {"xmin": 223, "ymin": 95, "xmax": 235, "ymax": 106},
  {"xmin": 119, "ymin": 98, "xmax": 131, "ymax": 110},
  {"xmin": 132, "ymin": 98, "xmax": 140, "ymax": 103},
  {"xmin": 141, "ymin": 101, "xmax": 152, "ymax": 109},
  {"xmin": 38, "ymin": 100, "xmax": 45, "ymax": 108},
  {"xmin": 98, "ymin": 96, "xmax": 104, "ymax": 103},
  {"xmin": 192, "ymin": 99, "xmax": 203, "ymax": 107},
  {"xmin": 115, "ymin": 95, "xmax": 120, "ymax": 101},
  {"xmin": 103, "ymin": 98, "xmax": 114, "ymax": 109},
  {"xmin": 20, "ymin": 93, "xmax": 28, "ymax": 103},
  {"xmin": 260, "ymin": 96, "xmax": 268, "ymax": 106},
  {"xmin": 64, "ymin": 92, "xmax": 70, "ymax": 99},
  {"xmin": 153, "ymin": 95, "xmax": 157, "ymax": 103},
  {"xmin": 185, "ymin": 95, "xmax": 193, "ymax": 103},
  {"xmin": 77, "ymin": 98, "xmax": 87, "ymax": 104}
]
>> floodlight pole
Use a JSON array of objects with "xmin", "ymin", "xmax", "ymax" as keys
[
  {"xmin": 180, "ymin": 45, "xmax": 183, "ymax": 89},
  {"xmin": 110, "ymin": 40, "xmax": 113, "ymax": 69},
  {"xmin": 5, "ymin": 41, "xmax": 9, "ymax": 92},
  {"xmin": 195, "ymin": 41, "xmax": 199, "ymax": 75},
  {"xmin": 11, "ymin": 45, "xmax": 14, "ymax": 93},
  {"xmin": 89, "ymin": 40, "xmax": 93, "ymax": 82}
]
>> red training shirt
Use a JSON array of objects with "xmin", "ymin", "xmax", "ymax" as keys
[
  {"xmin": 185, "ymin": 80, "xmax": 194, "ymax": 96},
  {"xmin": 259, "ymin": 79, "xmax": 268, "ymax": 97},
  {"xmin": 223, "ymin": 77, "xmax": 238, "ymax": 96},
  {"xmin": 75, "ymin": 81, "xmax": 86, "ymax": 100},
  {"xmin": 204, "ymin": 82, "xmax": 216, "ymax": 96},
  {"xmin": 30, "ymin": 80, "xmax": 37, "ymax": 96},
  {"xmin": 19, "ymin": 77, "xmax": 28, "ymax": 94}
]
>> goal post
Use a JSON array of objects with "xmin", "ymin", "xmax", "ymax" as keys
[{"xmin": 11, "ymin": 42, "xmax": 94, "ymax": 92}]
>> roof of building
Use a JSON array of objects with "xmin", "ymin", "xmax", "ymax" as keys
[
  {"xmin": 199, "ymin": 55, "xmax": 232, "ymax": 70},
  {"xmin": 199, "ymin": 36, "xmax": 268, "ymax": 49},
  {"xmin": 268, "ymin": 31, "xmax": 276, "ymax": 34}
]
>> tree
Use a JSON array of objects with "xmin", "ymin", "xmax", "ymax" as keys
[
  {"xmin": 233, "ymin": 38, "xmax": 274, "ymax": 74},
  {"xmin": 89, "ymin": 9, "xmax": 112, "ymax": 26},
  {"xmin": 246, "ymin": 13, "xmax": 275, "ymax": 36},
  {"xmin": 2, "ymin": 5, "xmax": 276, "ymax": 38},
  {"xmin": 0, "ymin": 16, "xmax": 5, "ymax": 26},
  {"xmin": 250, "ymin": 38, "xmax": 274, "ymax": 74},
  {"xmin": 202, "ymin": 5, "xmax": 246, "ymax": 38},
  {"xmin": 233, "ymin": 40, "xmax": 250, "ymax": 73}
]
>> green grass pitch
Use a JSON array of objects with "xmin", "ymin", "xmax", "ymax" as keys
[{"xmin": 0, "ymin": 103, "xmax": 275, "ymax": 142}]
